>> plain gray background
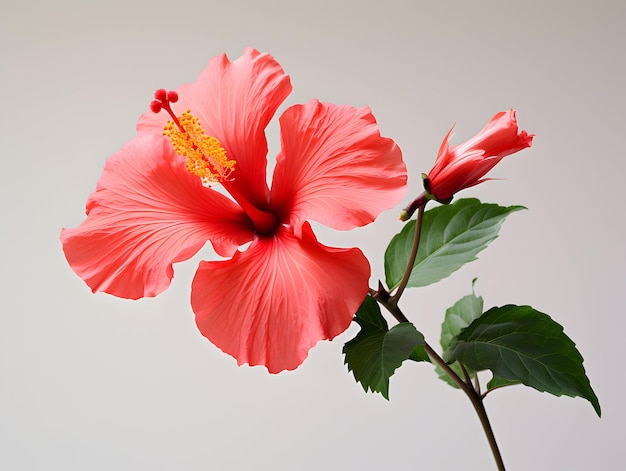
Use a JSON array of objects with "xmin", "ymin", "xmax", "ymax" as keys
[{"xmin": 1, "ymin": 0, "xmax": 624, "ymax": 469}]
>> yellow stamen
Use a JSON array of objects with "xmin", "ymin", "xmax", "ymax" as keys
[{"xmin": 163, "ymin": 110, "xmax": 235, "ymax": 185}]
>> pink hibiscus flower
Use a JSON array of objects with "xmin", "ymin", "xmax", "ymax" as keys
[
  {"xmin": 401, "ymin": 110, "xmax": 533, "ymax": 219},
  {"xmin": 426, "ymin": 109, "xmax": 534, "ymax": 202},
  {"xmin": 61, "ymin": 49, "xmax": 407, "ymax": 373}
]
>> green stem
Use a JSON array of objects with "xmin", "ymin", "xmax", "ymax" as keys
[
  {"xmin": 377, "ymin": 299, "xmax": 506, "ymax": 470},
  {"xmin": 459, "ymin": 361, "xmax": 473, "ymax": 386},
  {"xmin": 390, "ymin": 202, "xmax": 426, "ymax": 304},
  {"xmin": 372, "ymin": 197, "xmax": 505, "ymax": 470},
  {"xmin": 423, "ymin": 343, "xmax": 505, "ymax": 471}
]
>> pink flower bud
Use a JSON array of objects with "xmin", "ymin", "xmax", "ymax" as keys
[{"xmin": 426, "ymin": 110, "xmax": 533, "ymax": 202}]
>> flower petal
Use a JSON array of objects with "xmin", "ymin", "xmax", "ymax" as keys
[
  {"xmin": 428, "ymin": 126, "xmax": 454, "ymax": 179},
  {"xmin": 61, "ymin": 134, "xmax": 253, "ymax": 299},
  {"xmin": 137, "ymin": 48, "xmax": 292, "ymax": 207},
  {"xmin": 270, "ymin": 100, "xmax": 406, "ymax": 233},
  {"xmin": 451, "ymin": 109, "xmax": 533, "ymax": 159},
  {"xmin": 191, "ymin": 222, "xmax": 370, "ymax": 373}
]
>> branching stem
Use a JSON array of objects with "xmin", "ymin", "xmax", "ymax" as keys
[
  {"xmin": 376, "ymin": 298, "xmax": 506, "ymax": 470},
  {"xmin": 423, "ymin": 343, "xmax": 505, "ymax": 470},
  {"xmin": 372, "ymin": 201, "xmax": 505, "ymax": 470}
]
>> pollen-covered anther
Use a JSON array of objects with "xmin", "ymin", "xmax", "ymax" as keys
[{"xmin": 163, "ymin": 110, "xmax": 236, "ymax": 184}]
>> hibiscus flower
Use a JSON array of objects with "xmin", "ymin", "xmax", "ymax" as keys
[
  {"xmin": 61, "ymin": 49, "xmax": 407, "ymax": 373},
  {"xmin": 425, "ymin": 109, "xmax": 533, "ymax": 202},
  {"xmin": 401, "ymin": 110, "xmax": 533, "ymax": 219}
]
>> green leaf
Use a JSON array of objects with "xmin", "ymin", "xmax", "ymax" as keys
[
  {"xmin": 351, "ymin": 292, "xmax": 389, "ymax": 332},
  {"xmin": 409, "ymin": 345, "xmax": 430, "ymax": 362},
  {"xmin": 487, "ymin": 376, "xmax": 521, "ymax": 391},
  {"xmin": 445, "ymin": 305, "xmax": 601, "ymax": 416},
  {"xmin": 440, "ymin": 289, "xmax": 484, "ymax": 351},
  {"xmin": 384, "ymin": 198, "xmax": 525, "ymax": 290},
  {"xmin": 343, "ymin": 296, "xmax": 424, "ymax": 399},
  {"xmin": 436, "ymin": 288, "xmax": 484, "ymax": 388}
]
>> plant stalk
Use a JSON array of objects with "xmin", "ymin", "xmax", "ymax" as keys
[
  {"xmin": 377, "ymin": 299, "xmax": 506, "ymax": 470},
  {"xmin": 374, "ymin": 200, "xmax": 505, "ymax": 470},
  {"xmin": 390, "ymin": 203, "xmax": 426, "ymax": 304},
  {"xmin": 423, "ymin": 343, "xmax": 505, "ymax": 471}
]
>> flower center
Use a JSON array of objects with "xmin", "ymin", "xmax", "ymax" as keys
[
  {"xmin": 150, "ymin": 89, "xmax": 279, "ymax": 235},
  {"xmin": 150, "ymin": 89, "xmax": 235, "ymax": 185}
]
